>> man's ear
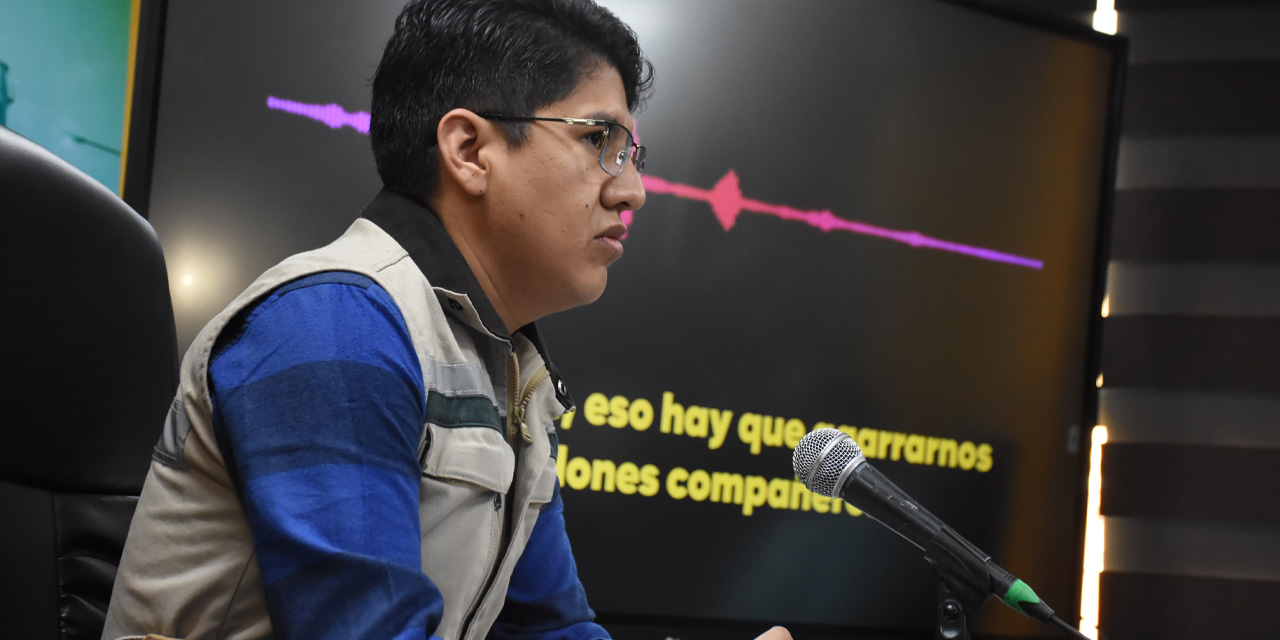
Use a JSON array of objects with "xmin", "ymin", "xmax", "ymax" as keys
[{"xmin": 436, "ymin": 108, "xmax": 498, "ymax": 196}]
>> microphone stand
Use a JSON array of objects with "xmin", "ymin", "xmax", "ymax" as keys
[
  {"xmin": 925, "ymin": 535, "xmax": 990, "ymax": 640},
  {"xmin": 795, "ymin": 430, "xmax": 1086, "ymax": 639}
]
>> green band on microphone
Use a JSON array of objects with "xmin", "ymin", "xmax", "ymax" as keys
[{"xmin": 1002, "ymin": 579, "xmax": 1040, "ymax": 617}]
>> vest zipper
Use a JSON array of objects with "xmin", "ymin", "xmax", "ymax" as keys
[
  {"xmin": 511, "ymin": 364, "xmax": 550, "ymax": 446},
  {"xmin": 504, "ymin": 351, "xmax": 551, "ymax": 446},
  {"xmin": 505, "ymin": 351, "xmax": 521, "ymax": 445},
  {"xmin": 457, "ymin": 486, "xmax": 505, "ymax": 640},
  {"xmin": 458, "ymin": 350, "xmax": 542, "ymax": 640}
]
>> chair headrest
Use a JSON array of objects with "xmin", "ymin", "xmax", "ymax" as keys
[{"xmin": 1, "ymin": 125, "xmax": 178, "ymax": 494}]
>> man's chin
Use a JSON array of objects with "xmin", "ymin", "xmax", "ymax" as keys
[
  {"xmin": 577, "ymin": 281, "xmax": 609, "ymax": 308},
  {"xmin": 557, "ymin": 274, "xmax": 609, "ymax": 314}
]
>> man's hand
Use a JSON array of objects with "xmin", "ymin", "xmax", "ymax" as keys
[{"xmin": 753, "ymin": 626, "xmax": 793, "ymax": 640}]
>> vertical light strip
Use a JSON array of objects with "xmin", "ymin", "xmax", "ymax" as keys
[
  {"xmin": 1093, "ymin": 0, "xmax": 1118, "ymax": 35},
  {"xmin": 119, "ymin": 0, "xmax": 142, "ymax": 196},
  {"xmin": 1079, "ymin": 425, "xmax": 1109, "ymax": 639},
  {"xmin": 1085, "ymin": 4, "xmax": 1116, "ymax": 623}
]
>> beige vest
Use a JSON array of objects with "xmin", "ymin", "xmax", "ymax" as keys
[{"xmin": 103, "ymin": 219, "xmax": 567, "ymax": 640}]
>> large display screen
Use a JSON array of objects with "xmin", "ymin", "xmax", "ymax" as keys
[{"xmin": 142, "ymin": 1, "xmax": 1121, "ymax": 637}]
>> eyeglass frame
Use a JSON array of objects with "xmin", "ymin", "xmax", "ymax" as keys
[{"xmin": 475, "ymin": 113, "xmax": 646, "ymax": 176}]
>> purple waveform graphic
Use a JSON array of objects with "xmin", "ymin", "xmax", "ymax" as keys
[
  {"xmin": 267, "ymin": 96, "xmax": 370, "ymax": 134},
  {"xmin": 266, "ymin": 96, "xmax": 1043, "ymax": 270}
]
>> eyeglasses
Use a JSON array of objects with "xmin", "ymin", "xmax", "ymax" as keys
[{"xmin": 477, "ymin": 113, "xmax": 646, "ymax": 176}]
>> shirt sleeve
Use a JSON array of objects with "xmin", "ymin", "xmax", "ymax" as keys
[
  {"xmin": 487, "ymin": 483, "xmax": 611, "ymax": 640},
  {"xmin": 208, "ymin": 272, "xmax": 444, "ymax": 640}
]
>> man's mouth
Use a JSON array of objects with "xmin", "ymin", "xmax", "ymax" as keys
[
  {"xmin": 595, "ymin": 223, "xmax": 627, "ymax": 241},
  {"xmin": 595, "ymin": 223, "xmax": 627, "ymax": 257}
]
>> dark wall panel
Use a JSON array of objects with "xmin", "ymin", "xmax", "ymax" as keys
[
  {"xmin": 975, "ymin": 0, "xmax": 1094, "ymax": 14},
  {"xmin": 1100, "ymin": 442, "xmax": 1280, "ymax": 522},
  {"xmin": 1102, "ymin": 317, "xmax": 1280, "ymax": 392},
  {"xmin": 1118, "ymin": 0, "xmax": 1280, "ymax": 10},
  {"xmin": 1100, "ymin": 1, "xmax": 1280, "ymax": 638},
  {"xmin": 1099, "ymin": 572, "xmax": 1280, "ymax": 640},
  {"xmin": 1109, "ymin": 189, "xmax": 1280, "ymax": 262},
  {"xmin": 1122, "ymin": 6, "xmax": 1280, "ymax": 64},
  {"xmin": 1123, "ymin": 60, "xmax": 1280, "ymax": 136}
]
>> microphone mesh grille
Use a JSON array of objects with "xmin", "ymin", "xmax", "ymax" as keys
[{"xmin": 792, "ymin": 428, "xmax": 861, "ymax": 497}]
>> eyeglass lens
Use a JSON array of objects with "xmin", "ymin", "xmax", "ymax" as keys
[{"xmin": 602, "ymin": 124, "xmax": 644, "ymax": 175}]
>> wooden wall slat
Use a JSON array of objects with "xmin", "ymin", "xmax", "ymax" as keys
[
  {"xmin": 1100, "ymin": 388, "xmax": 1280, "ymax": 447},
  {"xmin": 1124, "ymin": 60, "xmax": 1280, "ymax": 136},
  {"xmin": 1105, "ymin": 516, "xmax": 1280, "ymax": 581},
  {"xmin": 1109, "ymin": 188, "xmax": 1280, "ymax": 262},
  {"xmin": 1118, "ymin": 0, "xmax": 1280, "ymax": 11},
  {"xmin": 1102, "ymin": 317, "xmax": 1280, "ymax": 392},
  {"xmin": 1122, "ymin": 7, "xmax": 1280, "ymax": 64},
  {"xmin": 1100, "ymin": 442, "xmax": 1280, "ymax": 522},
  {"xmin": 1099, "ymin": 572, "xmax": 1280, "ymax": 640},
  {"xmin": 1107, "ymin": 263, "xmax": 1280, "ymax": 316},
  {"xmin": 1117, "ymin": 137, "xmax": 1280, "ymax": 189}
]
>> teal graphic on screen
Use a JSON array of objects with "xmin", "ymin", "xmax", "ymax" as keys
[{"xmin": 0, "ymin": 0, "xmax": 130, "ymax": 192}]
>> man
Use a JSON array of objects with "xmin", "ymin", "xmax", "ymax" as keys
[{"xmin": 103, "ymin": 0, "xmax": 650, "ymax": 637}]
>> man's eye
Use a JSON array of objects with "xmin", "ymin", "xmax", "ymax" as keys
[{"xmin": 585, "ymin": 130, "xmax": 606, "ymax": 148}]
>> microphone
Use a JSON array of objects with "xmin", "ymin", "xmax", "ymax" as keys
[{"xmin": 792, "ymin": 428, "xmax": 1056, "ymax": 624}]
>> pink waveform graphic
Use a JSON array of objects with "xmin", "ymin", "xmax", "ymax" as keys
[
  {"xmin": 642, "ymin": 172, "xmax": 1044, "ymax": 269},
  {"xmin": 266, "ymin": 96, "xmax": 1042, "ymax": 269},
  {"xmin": 267, "ymin": 96, "xmax": 370, "ymax": 134}
]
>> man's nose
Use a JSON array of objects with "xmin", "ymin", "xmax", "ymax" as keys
[{"xmin": 604, "ymin": 162, "xmax": 646, "ymax": 212}]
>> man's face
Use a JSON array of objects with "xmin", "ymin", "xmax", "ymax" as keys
[{"xmin": 483, "ymin": 65, "xmax": 646, "ymax": 320}]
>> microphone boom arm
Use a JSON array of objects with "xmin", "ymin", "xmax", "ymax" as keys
[{"xmin": 843, "ymin": 462, "xmax": 1056, "ymax": 639}]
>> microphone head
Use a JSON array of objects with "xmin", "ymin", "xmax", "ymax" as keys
[{"xmin": 793, "ymin": 428, "xmax": 863, "ymax": 497}]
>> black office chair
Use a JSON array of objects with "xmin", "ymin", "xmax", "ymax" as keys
[{"xmin": 0, "ymin": 125, "xmax": 179, "ymax": 639}]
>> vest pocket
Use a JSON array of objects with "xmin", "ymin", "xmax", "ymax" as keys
[
  {"xmin": 416, "ymin": 422, "xmax": 513, "ymax": 639},
  {"xmin": 419, "ymin": 422, "xmax": 515, "ymax": 494}
]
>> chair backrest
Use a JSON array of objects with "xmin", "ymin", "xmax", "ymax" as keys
[{"xmin": 0, "ymin": 125, "xmax": 178, "ymax": 639}]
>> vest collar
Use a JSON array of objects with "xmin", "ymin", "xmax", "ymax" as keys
[{"xmin": 360, "ymin": 188, "xmax": 574, "ymax": 409}]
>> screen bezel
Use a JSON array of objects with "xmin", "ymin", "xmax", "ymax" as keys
[{"xmin": 120, "ymin": 0, "xmax": 1129, "ymax": 636}]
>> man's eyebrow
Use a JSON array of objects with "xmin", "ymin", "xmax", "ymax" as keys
[{"xmin": 582, "ymin": 111, "xmax": 623, "ymax": 124}]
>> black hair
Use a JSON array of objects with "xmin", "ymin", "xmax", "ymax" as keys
[{"xmin": 370, "ymin": 0, "xmax": 653, "ymax": 201}]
